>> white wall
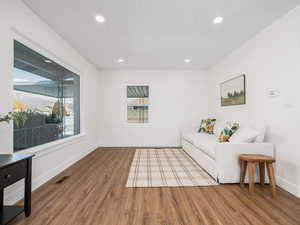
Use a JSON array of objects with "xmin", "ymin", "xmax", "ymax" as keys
[
  {"xmin": 98, "ymin": 70, "xmax": 209, "ymax": 147},
  {"xmin": 0, "ymin": 0, "xmax": 99, "ymax": 203},
  {"xmin": 208, "ymin": 5, "xmax": 300, "ymax": 197}
]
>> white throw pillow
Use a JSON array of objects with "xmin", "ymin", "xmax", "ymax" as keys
[
  {"xmin": 230, "ymin": 126, "xmax": 259, "ymax": 143},
  {"xmin": 252, "ymin": 125, "xmax": 266, "ymax": 143},
  {"xmin": 213, "ymin": 120, "xmax": 226, "ymax": 137}
]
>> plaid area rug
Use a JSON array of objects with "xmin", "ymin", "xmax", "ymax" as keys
[{"xmin": 126, "ymin": 148, "xmax": 218, "ymax": 187}]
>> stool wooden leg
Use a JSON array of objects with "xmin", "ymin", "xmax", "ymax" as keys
[
  {"xmin": 259, "ymin": 162, "xmax": 265, "ymax": 186},
  {"xmin": 240, "ymin": 160, "xmax": 247, "ymax": 188},
  {"xmin": 248, "ymin": 162, "xmax": 256, "ymax": 193},
  {"xmin": 267, "ymin": 162, "xmax": 276, "ymax": 197}
]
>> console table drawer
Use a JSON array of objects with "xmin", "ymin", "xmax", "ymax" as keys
[{"xmin": 0, "ymin": 161, "xmax": 26, "ymax": 189}]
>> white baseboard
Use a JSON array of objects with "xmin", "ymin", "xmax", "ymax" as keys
[
  {"xmin": 277, "ymin": 176, "xmax": 300, "ymax": 198},
  {"xmin": 4, "ymin": 146, "xmax": 97, "ymax": 205}
]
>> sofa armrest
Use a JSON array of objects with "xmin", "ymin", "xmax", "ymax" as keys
[{"xmin": 215, "ymin": 142, "xmax": 274, "ymax": 183}]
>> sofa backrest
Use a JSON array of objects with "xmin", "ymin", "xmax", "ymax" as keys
[
  {"xmin": 213, "ymin": 120, "xmax": 266, "ymax": 143},
  {"xmin": 213, "ymin": 120, "xmax": 226, "ymax": 137}
]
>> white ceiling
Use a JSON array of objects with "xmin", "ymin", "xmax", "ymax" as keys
[{"xmin": 23, "ymin": 0, "xmax": 300, "ymax": 70}]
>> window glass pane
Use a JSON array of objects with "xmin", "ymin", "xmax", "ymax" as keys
[
  {"xmin": 13, "ymin": 40, "xmax": 80, "ymax": 152},
  {"xmin": 127, "ymin": 86, "xmax": 149, "ymax": 123}
]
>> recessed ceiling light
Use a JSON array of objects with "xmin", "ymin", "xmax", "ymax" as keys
[
  {"xmin": 213, "ymin": 16, "xmax": 223, "ymax": 24},
  {"xmin": 184, "ymin": 59, "xmax": 191, "ymax": 63},
  {"xmin": 44, "ymin": 59, "xmax": 52, "ymax": 63},
  {"xmin": 118, "ymin": 58, "xmax": 125, "ymax": 63},
  {"xmin": 95, "ymin": 15, "xmax": 105, "ymax": 23}
]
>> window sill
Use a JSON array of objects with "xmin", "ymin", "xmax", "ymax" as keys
[{"xmin": 18, "ymin": 133, "xmax": 86, "ymax": 159}]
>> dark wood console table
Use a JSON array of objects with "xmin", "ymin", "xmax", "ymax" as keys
[{"xmin": 0, "ymin": 154, "xmax": 34, "ymax": 225}]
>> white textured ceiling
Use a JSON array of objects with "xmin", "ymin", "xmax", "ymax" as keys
[{"xmin": 23, "ymin": 0, "xmax": 300, "ymax": 70}]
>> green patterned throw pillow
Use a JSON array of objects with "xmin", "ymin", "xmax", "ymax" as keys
[
  {"xmin": 198, "ymin": 118, "xmax": 216, "ymax": 134},
  {"xmin": 218, "ymin": 122, "xmax": 240, "ymax": 142},
  {"xmin": 198, "ymin": 119, "xmax": 207, "ymax": 133}
]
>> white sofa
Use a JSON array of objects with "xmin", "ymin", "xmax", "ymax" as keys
[{"xmin": 181, "ymin": 121, "xmax": 274, "ymax": 183}]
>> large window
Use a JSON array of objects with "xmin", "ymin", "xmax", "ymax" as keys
[
  {"xmin": 13, "ymin": 41, "xmax": 80, "ymax": 152},
  {"xmin": 127, "ymin": 85, "xmax": 149, "ymax": 123}
]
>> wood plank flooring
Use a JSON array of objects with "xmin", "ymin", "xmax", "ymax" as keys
[{"xmin": 11, "ymin": 148, "xmax": 300, "ymax": 225}]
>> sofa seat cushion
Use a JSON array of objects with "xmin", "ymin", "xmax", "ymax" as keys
[
  {"xmin": 182, "ymin": 132, "xmax": 217, "ymax": 159},
  {"xmin": 193, "ymin": 134, "xmax": 217, "ymax": 159},
  {"xmin": 182, "ymin": 132, "xmax": 201, "ymax": 145}
]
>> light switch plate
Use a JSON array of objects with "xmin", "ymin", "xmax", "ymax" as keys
[{"xmin": 268, "ymin": 89, "xmax": 279, "ymax": 98}]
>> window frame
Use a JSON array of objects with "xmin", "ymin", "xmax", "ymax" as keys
[
  {"xmin": 11, "ymin": 30, "xmax": 85, "ymax": 154},
  {"xmin": 124, "ymin": 83, "xmax": 151, "ymax": 128}
]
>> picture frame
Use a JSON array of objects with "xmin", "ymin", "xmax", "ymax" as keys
[{"xmin": 220, "ymin": 74, "xmax": 246, "ymax": 106}]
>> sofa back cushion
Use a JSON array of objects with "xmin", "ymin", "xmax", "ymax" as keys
[
  {"xmin": 230, "ymin": 126, "xmax": 260, "ymax": 143},
  {"xmin": 251, "ymin": 124, "xmax": 266, "ymax": 142},
  {"xmin": 213, "ymin": 120, "xmax": 226, "ymax": 137}
]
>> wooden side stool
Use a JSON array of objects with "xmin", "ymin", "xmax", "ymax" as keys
[{"xmin": 239, "ymin": 154, "xmax": 276, "ymax": 197}]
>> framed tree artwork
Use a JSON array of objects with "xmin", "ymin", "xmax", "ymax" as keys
[{"xmin": 220, "ymin": 75, "xmax": 246, "ymax": 106}]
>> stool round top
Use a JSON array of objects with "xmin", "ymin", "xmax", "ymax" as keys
[{"xmin": 239, "ymin": 154, "xmax": 275, "ymax": 162}]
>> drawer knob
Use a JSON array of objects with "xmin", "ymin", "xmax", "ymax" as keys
[{"xmin": 4, "ymin": 174, "xmax": 12, "ymax": 179}]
